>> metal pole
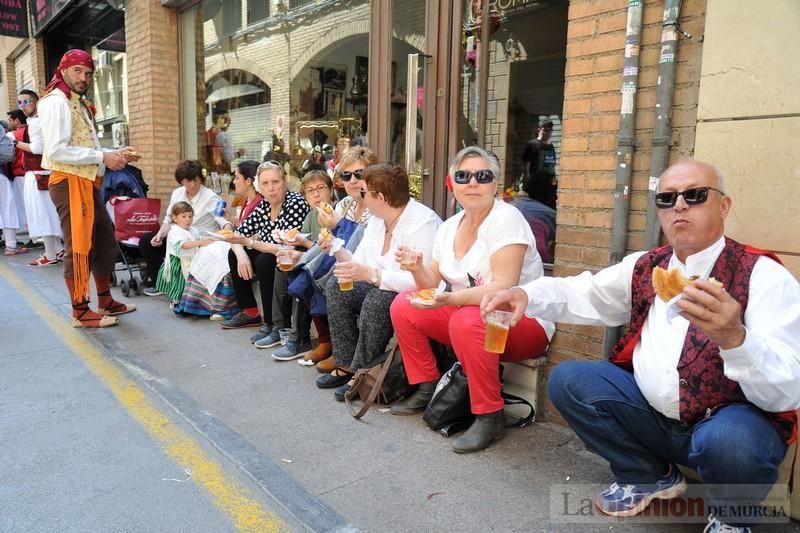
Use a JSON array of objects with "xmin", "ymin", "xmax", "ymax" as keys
[
  {"xmin": 602, "ymin": 0, "xmax": 644, "ymax": 357},
  {"xmin": 476, "ymin": 0, "xmax": 490, "ymax": 146},
  {"xmin": 643, "ymin": 0, "xmax": 685, "ymax": 249},
  {"xmin": 405, "ymin": 53, "xmax": 420, "ymax": 175}
]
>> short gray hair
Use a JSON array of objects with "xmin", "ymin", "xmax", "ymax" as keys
[
  {"xmin": 257, "ymin": 160, "xmax": 285, "ymax": 181},
  {"xmin": 709, "ymin": 164, "xmax": 727, "ymax": 194},
  {"xmin": 658, "ymin": 159, "xmax": 728, "ymax": 194},
  {"xmin": 448, "ymin": 146, "xmax": 501, "ymax": 182}
]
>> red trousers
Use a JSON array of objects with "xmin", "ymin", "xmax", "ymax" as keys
[{"xmin": 390, "ymin": 291, "xmax": 550, "ymax": 414}]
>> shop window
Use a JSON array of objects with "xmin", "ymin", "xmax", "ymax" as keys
[
  {"xmin": 181, "ymin": 0, "xmax": 370, "ymax": 183},
  {"xmin": 289, "ymin": 0, "xmax": 315, "ymax": 10},
  {"xmin": 248, "ymin": 0, "xmax": 269, "ymax": 24},
  {"xmin": 203, "ymin": 0, "xmax": 243, "ymax": 37},
  {"xmin": 205, "ymin": 69, "xmax": 271, "ymax": 174},
  {"xmin": 458, "ymin": 0, "xmax": 567, "ymax": 211},
  {"xmin": 222, "ymin": 0, "xmax": 243, "ymax": 35}
]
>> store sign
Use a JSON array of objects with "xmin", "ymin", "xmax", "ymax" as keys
[
  {"xmin": 467, "ymin": 0, "xmax": 552, "ymax": 25},
  {"xmin": 29, "ymin": 0, "xmax": 76, "ymax": 35},
  {"xmin": 0, "ymin": 0, "xmax": 28, "ymax": 38}
]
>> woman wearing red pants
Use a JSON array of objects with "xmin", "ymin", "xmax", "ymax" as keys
[{"xmin": 389, "ymin": 146, "xmax": 553, "ymax": 453}]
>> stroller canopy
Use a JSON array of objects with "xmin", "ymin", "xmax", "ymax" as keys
[{"xmin": 101, "ymin": 165, "xmax": 149, "ymax": 203}]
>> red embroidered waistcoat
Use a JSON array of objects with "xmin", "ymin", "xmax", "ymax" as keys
[
  {"xmin": 22, "ymin": 125, "xmax": 44, "ymax": 172},
  {"xmin": 609, "ymin": 237, "xmax": 797, "ymax": 444}
]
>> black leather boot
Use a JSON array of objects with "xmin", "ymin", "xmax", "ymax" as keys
[
  {"xmin": 390, "ymin": 380, "xmax": 437, "ymax": 415},
  {"xmin": 451, "ymin": 410, "xmax": 505, "ymax": 453}
]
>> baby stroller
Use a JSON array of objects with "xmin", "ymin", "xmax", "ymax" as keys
[{"xmin": 103, "ymin": 165, "xmax": 161, "ymax": 296}]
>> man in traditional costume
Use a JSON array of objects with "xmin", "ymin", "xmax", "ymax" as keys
[
  {"xmin": 39, "ymin": 49, "xmax": 138, "ymax": 327},
  {"xmin": 16, "ymin": 89, "xmax": 65, "ymax": 266}
]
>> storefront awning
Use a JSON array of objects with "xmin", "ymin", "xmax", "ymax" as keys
[{"xmin": 205, "ymin": 84, "xmax": 266, "ymax": 104}]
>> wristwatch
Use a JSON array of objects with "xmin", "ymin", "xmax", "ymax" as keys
[
  {"xmin": 369, "ymin": 268, "xmax": 380, "ymax": 286},
  {"xmin": 246, "ymin": 238, "xmax": 254, "ymax": 249}
]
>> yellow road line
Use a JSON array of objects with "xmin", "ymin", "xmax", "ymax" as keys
[{"xmin": 0, "ymin": 263, "xmax": 285, "ymax": 533}]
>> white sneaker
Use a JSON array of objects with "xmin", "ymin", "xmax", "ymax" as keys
[{"xmin": 703, "ymin": 515, "xmax": 752, "ymax": 533}]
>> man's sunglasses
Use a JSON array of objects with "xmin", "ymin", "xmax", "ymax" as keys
[
  {"xmin": 359, "ymin": 188, "xmax": 376, "ymax": 198},
  {"xmin": 340, "ymin": 169, "xmax": 364, "ymax": 181},
  {"xmin": 17, "ymin": 99, "xmax": 31, "ymax": 106},
  {"xmin": 453, "ymin": 169, "xmax": 495, "ymax": 184},
  {"xmin": 654, "ymin": 186, "xmax": 724, "ymax": 209}
]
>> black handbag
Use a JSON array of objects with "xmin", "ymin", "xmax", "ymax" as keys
[
  {"xmin": 423, "ymin": 362, "xmax": 474, "ymax": 436},
  {"xmin": 423, "ymin": 362, "xmax": 536, "ymax": 437}
]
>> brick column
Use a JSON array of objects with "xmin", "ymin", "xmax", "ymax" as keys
[
  {"xmin": 4, "ymin": 58, "xmax": 17, "ymax": 110},
  {"xmin": 541, "ymin": 0, "xmax": 706, "ymax": 423},
  {"xmin": 30, "ymin": 37, "xmax": 47, "ymax": 93},
  {"xmin": 125, "ymin": 0, "xmax": 181, "ymax": 205}
]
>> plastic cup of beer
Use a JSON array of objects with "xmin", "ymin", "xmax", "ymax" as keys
[
  {"xmin": 400, "ymin": 247, "xmax": 419, "ymax": 268},
  {"xmin": 335, "ymin": 264, "xmax": 353, "ymax": 292},
  {"xmin": 484, "ymin": 310, "xmax": 513, "ymax": 354},
  {"xmin": 277, "ymin": 245, "xmax": 294, "ymax": 272},
  {"xmin": 397, "ymin": 234, "xmax": 418, "ymax": 268}
]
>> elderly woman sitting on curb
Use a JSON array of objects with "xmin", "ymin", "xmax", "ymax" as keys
[
  {"xmin": 220, "ymin": 161, "xmax": 309, "ymax": 342},
  {"xmin": 389, "ymin": 146, "xmax": 553, "ymax": 453},
  {"xmin": 317, "ymin": 163, "xmax": 442, "ymax": 400}
]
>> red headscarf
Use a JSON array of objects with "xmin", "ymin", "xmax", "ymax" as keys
[{"xmin": 44, "ymin": 49, "xmax": 95, "ymax": 99}]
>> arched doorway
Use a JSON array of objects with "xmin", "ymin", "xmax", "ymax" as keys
[{"xmin": 205, "ymin": 69, "xmax": 271, "ymax": 170}]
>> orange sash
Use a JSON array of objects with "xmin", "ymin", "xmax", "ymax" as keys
[{"xmin": 51, "ymin": 170, "xmax": 101, "ymax": 302}]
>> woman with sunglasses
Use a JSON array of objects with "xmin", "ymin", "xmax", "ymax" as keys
[
  {"xmin": 318, "ymin": 146, "xmax": 373, "ymax": 229},
  {"xmin": 317, "ymin": 162, "xmax": 441, "ymax": 397},
  {"xmin": 389, "ymin": 146, "xmax": 553, "ymax": 453},
  {"xmin": 219, "ymin": 161, "xmax": 309, "ymax": 335}
]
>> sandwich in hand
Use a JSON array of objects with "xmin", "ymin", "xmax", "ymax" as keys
[
  {"xmin": 319, "ymin": 202, "xmax": 334, "ymax": 216},
  {"xmin": 652, "ymin": 266, "xmax": 723, "ymax": 303},
  {"xmin": 319, "ymin": 227, "xmax": 333, "ymax": 245},
  {"xmin": 217, "ymin": 228, "xmax": 234, "ymax": 237},
  {"xmin": 411, "ymin": 288, "xmax": 437, "ymax": 306},
  {"xmin": 285, "ymin": 228, "xmax": 300, "ymax": 241}
]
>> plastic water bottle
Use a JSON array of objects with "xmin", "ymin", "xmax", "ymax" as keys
[{"xmin": 214, "ymin": 199, "xmax": 226, "ymax": 217}]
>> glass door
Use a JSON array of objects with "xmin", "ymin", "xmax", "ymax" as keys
[{"xmin": 391, "ymin": 0, "xmax": 427, "ymax": 200}]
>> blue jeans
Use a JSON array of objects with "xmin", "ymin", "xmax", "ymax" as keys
[{"xmin": 548, "ymin": 361, "xmax": 787, "ymax": 522}]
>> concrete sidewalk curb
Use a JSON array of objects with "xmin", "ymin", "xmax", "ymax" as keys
[{"xmin": 95, "ymin": 335, "xmax": 360, "ymax": 533}]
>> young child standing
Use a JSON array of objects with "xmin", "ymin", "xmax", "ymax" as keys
[{"xmin": 155, "ymin": 202, "xmax": 214, "ymax": 306}]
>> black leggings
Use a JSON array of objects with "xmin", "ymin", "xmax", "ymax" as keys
[{"xmin": 228, "ymin": 248, "xmax": 277, "ymax": 325}]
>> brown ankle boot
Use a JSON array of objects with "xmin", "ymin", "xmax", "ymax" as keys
[
  {"xmin": 316, "ymin": 355, "xmax": 335, "ymax": 373},
  {"xmin": 303, "ymin": 342, "xmax": 332, "ymax": 363}
]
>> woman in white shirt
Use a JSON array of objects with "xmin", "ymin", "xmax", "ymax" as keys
[
  {"xmin": 141, "ymin": 160, "xmax": 230, "ymax": 293},
  {"xmin": 389, "ymin": 146, "xmax": 552, "ymax": 453},
  {"xmin": 316, "ymin": 163, "xmax": 442, "ymax": 396}
]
